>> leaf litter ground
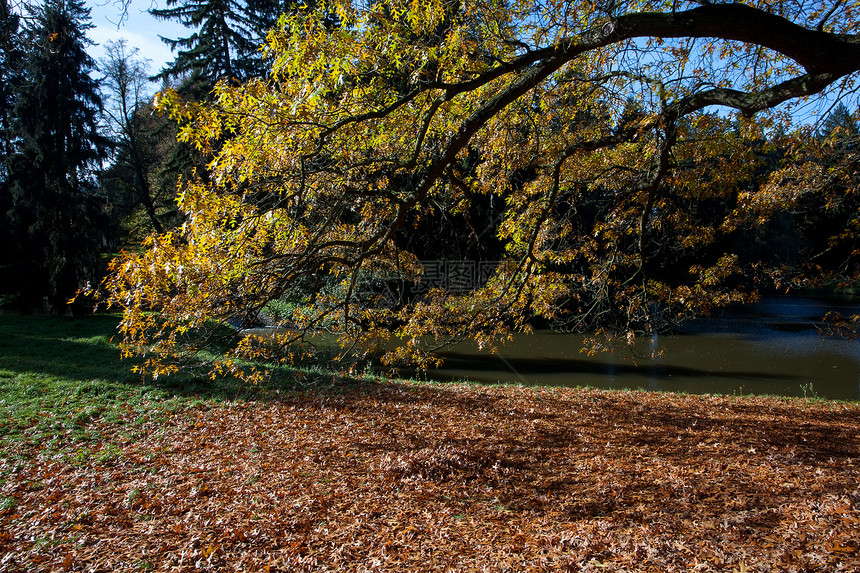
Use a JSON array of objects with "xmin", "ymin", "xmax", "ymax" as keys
[{"xmin": 2, "ymin": 380, "xmax": 860, "ymax": 572}]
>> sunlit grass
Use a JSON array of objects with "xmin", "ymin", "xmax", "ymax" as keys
[
  {"xmin": 0, "ymin": 313, "xmax": 370, "ymax": 459},
  {"xmin": 0, "ymin": 314, "xmax": 215, "ymax": 458}
]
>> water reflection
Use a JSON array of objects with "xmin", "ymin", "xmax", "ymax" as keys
[{"xmin": 427, "ymin": 296, "xmax": 860, "ymax": 400}]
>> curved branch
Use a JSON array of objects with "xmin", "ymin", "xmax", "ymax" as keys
[
  {"xmin": 421, "ymin": 3, "xmax": 860, "ymax": 201},
  {"xmin": 610, "ymin": 3, "xmax": 860, "ymax": 76},
  {"xmin": 668, "ymin": 72, "xmax": 842, "ymax": 118},
  {"xmin": 818, "ymin": 0, "xmax": 847, "ymax": 33}
]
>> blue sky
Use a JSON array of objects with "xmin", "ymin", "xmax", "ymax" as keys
[
  {"xmin": 79, "ymin": 0, "xmax": 854, "ymax": 125},
  {"xmin": 86, "ymin": 0, "xmax": 186, "ymax": 78}
]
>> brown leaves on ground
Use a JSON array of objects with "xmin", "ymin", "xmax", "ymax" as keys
[{"xmin": 2, "ymin": 382, "xmax": 860, "ymax": 572}]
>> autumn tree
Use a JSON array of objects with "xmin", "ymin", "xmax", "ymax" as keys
[
  {"xmin": 744, "ymin": 104, "xmax": 860, "ymax": 291},
  {"xmin": 104, "ymin": 0, "xmax": 860, "ymax": 380},
  {"xmin": 149, "ymin": 0, "xmax": 336, "ymax": 208}
]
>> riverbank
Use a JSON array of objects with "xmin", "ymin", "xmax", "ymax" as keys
[{"xmin": 1, "ymin": 315, "xmax": 859, "ymax": 571}]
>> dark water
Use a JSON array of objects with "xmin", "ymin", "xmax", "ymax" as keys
[{"xmin": 427, "ymin": 296, "xmax": 860, "ymax": 400}]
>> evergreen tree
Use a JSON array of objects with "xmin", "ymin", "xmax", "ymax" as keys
[
  {"xmin": 0, "ymin": 0, "xmax": 24, "ymax": 295},
  {"xmin": 819, "ymin": 103, "xmax": 860, "ymax": 142},
  {"xmin": 151, "ymin": 0, "xmax": 327, "ymax": 86},
  {"xmin": 0, "ymin": 0, "xmax": 22, "ymax": 163},
  {"xmin": 151, "ymin": 0, "xmax": 271, "ymax": 84},
  {"xmin": 5, "ymin": 0, "xmax": 112, "ymax": 313}
]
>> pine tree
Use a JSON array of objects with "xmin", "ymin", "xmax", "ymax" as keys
[
  {"xmin": 820, "ymin": 103, "xmax": 860, "ymax": 141},
  {"xmin": 151, "ymin": 0, "xmax": 328, "ymax": 86},
  {"xmin": 0, "ymin": 0, "xmax": 24, "ymax": 293},
  {"xmin": 151, "ymin": 0, "xmax": 271, "ymax": 84},
  {"xmin": 5, "ymin": 0, "xmax": 112, "ymax": 313},
  {"xmin": 0, "ymin": 0, "xmax": 22, "ymax": 163}
]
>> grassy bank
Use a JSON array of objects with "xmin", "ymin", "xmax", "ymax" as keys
[{"xmin": 1, "ymin": 314, "xmax": 859, "ymax": 571}]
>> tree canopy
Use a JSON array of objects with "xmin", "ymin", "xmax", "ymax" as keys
[{"xmin": 103, "ymin": 0, "xmax": 860, "ymax": 380}]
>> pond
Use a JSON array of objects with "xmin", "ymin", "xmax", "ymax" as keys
[{"xmin": 424, "ymin": 296, "xmax": 860, "ymax": 400}]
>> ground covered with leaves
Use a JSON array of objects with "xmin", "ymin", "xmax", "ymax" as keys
[
  {"xmin": 2, "ymin": 375, "xmax": 860, "ymax": 571},
  {"xmin": 1, "ymin": 314, "xmax": 859, "ymax": 571}
]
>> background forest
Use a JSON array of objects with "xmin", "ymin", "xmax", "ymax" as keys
[
  {"xmin": 0, "ymin": 0, "xmax": 858, "ymax": 375},
  {"xmin": 0, "ymin": 0, "xmax": 291, "ymax": 312}
]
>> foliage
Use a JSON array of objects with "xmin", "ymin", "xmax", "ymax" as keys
[
  {"xmin": 103, "ymin": 0, "xmax": 860, "ymax": 380},
  {"xmin": 147, "ymin": 0, "xmax": 336, "ymax": 232},
  {"xmin": 151, "ymin": 0, "xmax": 303, "ymax": 84},
  {"xmin": 743, "ymin": 105, "xmax": 860, "ymax": 290}
]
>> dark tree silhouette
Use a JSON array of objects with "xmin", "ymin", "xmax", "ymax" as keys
[
  {"xmin": 5, "ymin": 0, "xmax": 112, "ymax": 313},
  {"xmin": 151, "ymin": 0, "xmax": 273, "ymax": 84}
]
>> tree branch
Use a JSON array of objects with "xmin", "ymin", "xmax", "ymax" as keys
[
  {"xmin": 668, "ymin": 72, "xmax": 841, "ymax": 118},
  {"xmin": 610, "ymin": 3, "xmax": 860, "ymax": 76}
]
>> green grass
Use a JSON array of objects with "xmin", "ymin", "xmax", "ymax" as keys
[
  {"xmin": 0, "ymin": 313, "xmax": 380, "ymax": 460},
  {"xmin": 0, "ymin": 313, "xmax": 250, "ymax": 458},
  {"xmin": 1, "ymin": 316, "xmax": 158, "ymax": 454}
]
